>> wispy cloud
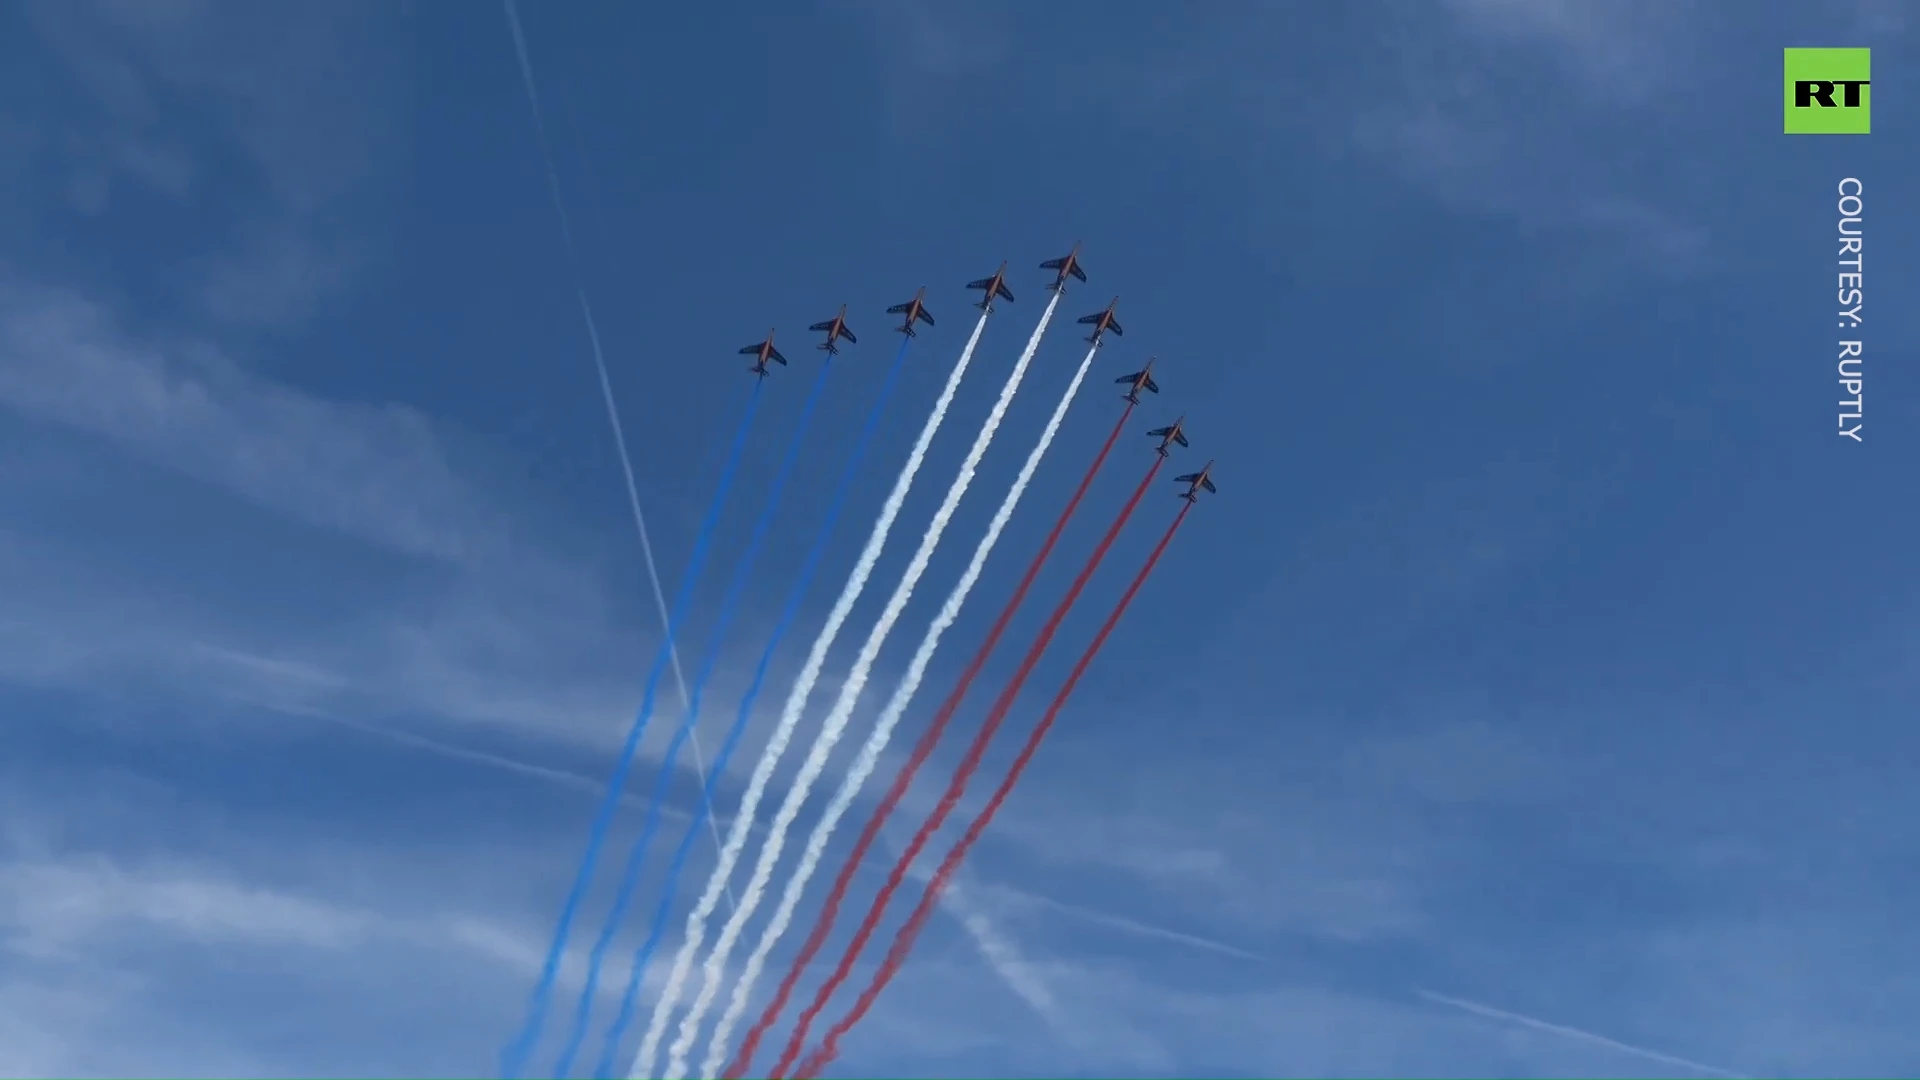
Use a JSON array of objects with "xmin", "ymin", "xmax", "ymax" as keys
[
  {"xmin": 2, "ymin": 853, "xmax": 379, "ymax": 960},
  {"xmin": 1353, "ymin": 0, "xmax": 1712, "ymax": 269},
  {"xmin": 15, "ymin": 0, "xmax": 407, "ymax": 333},
  {"xmin": 0, "ymin": 276, "xmax": 503, "ymax": 565}
]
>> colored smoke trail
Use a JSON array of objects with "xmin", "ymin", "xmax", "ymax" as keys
[
  {"xmin": 794, "ymin": 502, "xmax": 1195, "ymax": 1078},
  {"xmin": 503, "ymin": 377, "xmax": 761, "ymax": 1079},
  {"xmin": 556, "ymin": 361, "xmax": 835, "ymax": 1079},
  {"xmin": 592, "ymin": 343, "xmax": 910, "ymax": 1077},
  {"xmin": 672, "ymin": 294, "xmax": 1062, "ymax": 1080},
  {"xmin": 722, "ymin": 353, "xmax": 1120, "ymax": 1078},
  {"xmin": 773, "ymin": 454, "xmax": 1163, "ymax": 1077},
  {"xmin": 630, "ymin": 311, "xmax": 992, "ymax": 1080}
]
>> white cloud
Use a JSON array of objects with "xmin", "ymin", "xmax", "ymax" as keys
[
  {"xmin": 0, "ymin": 271, "xmax": 700, "ymax": 763},
  {"xmin": 1, "ymin": 854, "xmax": 377, "ymax": 960},
  {"xmin": 0, "ymin": 759, "xmax": 739, "ymax": 1077},
  {"xmin": 16, "ymin": 0, "xmax": 408, "ymax": 332},
  {"xmin": 0, "ymin": 277, "xmax": 501, "ymax": 564},
  {"xmin": 1436, "ymin": 0, "xmax": 1689, "ymax": 100}
]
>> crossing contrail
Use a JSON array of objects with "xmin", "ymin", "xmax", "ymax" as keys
[
  {"xmin": 498, "ymin": 5, "xmax": 740, "ymax": 1071},
  {"xmin": 594, "ymin": 344, "xmax": 912, "ymax": 1078},
  {"xmin": 498, "ymin": 0, "xmax": 732, "ymax": 911},
  {"xmin": 1414, "ymin": 989, "xmax": 1750, "ymax": 1080}
]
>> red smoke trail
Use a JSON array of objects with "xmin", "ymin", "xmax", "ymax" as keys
[
  {"xmin": 769, "ymin": 455, "xmax": 1166, "ymax": 1078},
  {"xmin": 724, "ymin": 405, "xmax": 1136, "ymax": 1079},
  {"xmin": 794, "ymin": 501, "xmax": 1194, "ymax": 1078}
]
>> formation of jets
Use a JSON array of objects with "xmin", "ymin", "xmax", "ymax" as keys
[{"xmin": 733, "ymin": 248, "xmax": 1217, "ymax": 503}]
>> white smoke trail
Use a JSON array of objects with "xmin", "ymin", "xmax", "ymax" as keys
[
  {"xmin": 699, "ymin": 336, "xmax": 1092, "ymax": 1077},
  {"xmin": 671, "ymin": 294, "xmax": 1064, "ymax": 1080},
  {"xmin": 668, "ymin": 292, "xmax": 1067, "ymax": 1076},
  {"xmin": 501, "ymin": 1, "xmax": 736, "ymax": 906},
  {"xmin": 629, "ymin": 311, "xmax": 996, "ymax": 1080}
]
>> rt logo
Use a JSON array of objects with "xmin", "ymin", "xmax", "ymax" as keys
[{"xmin": 1785, "ymin": 48, "xmax": 1870, "ymax": 134}]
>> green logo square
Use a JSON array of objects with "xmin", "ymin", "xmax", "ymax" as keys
[{"xmin": 1785, "ymin": 48, "xmax": 1871, "ymax": 134}]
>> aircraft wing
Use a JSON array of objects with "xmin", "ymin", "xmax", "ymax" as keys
[
  {"xmin": 739, "ymin": 343, "xmax": 763, "ymax": 355},
  {"xmin": 1202, "ymin": 475, "xmax": 1217, "ymax": 493},
  {"xmin": 808, "ymin": 318, "xmax": 835, "ymax": 332},
  {"xmin": 1116, "ymin": 371, "xmax": 1159, "ymax": 393},
  {"xmin": 769, "ymin": 345, "xmax": 788, "ymax": 365},
  {"xmin": 840, "ymin": 324, "xmax": 857, "ymax": 343},
  {"xmin": 885, "ymin": 301, "xmax": 912, "ymax": 314}
]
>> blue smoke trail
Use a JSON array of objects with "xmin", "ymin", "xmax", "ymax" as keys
[
  {"xmin": 552, "ymin": 360, "xmax": 836, "ymax": 1078},
  {"xmin": 592, "ymin": 339, "xmax": 913, "ymax": 1077},
  {"xmin": 501, "ymin": 379, "xmax": 765, "ymax": 1080}
]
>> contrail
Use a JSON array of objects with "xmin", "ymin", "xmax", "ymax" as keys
[
  {"xmin": 712, "ymin": 337, "xmax": 1096, "ymax": 1077},
  {"xmin": 792, "ymin": 501, "xmax": 1194, "ymax": 1078},
  {"xmin": 1001, "ymin": 888, "xmax": 1265, "ymax": 963},
  {"xmin": 498, "ymin": 4, "xmax": 736, "ymax": 1071},
  {"xmin": 630, "ymin": 308, "xmax": 999, "ymax": 1080},
  {"xmin": 1414, "ymin": 989, "xmax": 1750, "ymax": 1080},
  {"xmin": 500, "ymin": 0, "xmax": 698, "ymax": 731},
  {"xmin": 673, "ymin": 293, "xmax": 1063, "ymax": 1080},
  {"xmin": 775, "ymin": 457, "xmax": 1164, "ymax": 1077},
  {"xmin": 596, "ymin": 345, "xmax": 911, "ymax": 1078},
  {"xmin": 554, "ymin": 361, "xmax": 832, "ymax": 1079},
  {"xmin": 925, "ymin": 871, "xmax": 1061, "ymax": 1031}
]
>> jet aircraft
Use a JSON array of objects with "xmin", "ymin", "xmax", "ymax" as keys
[
  {"xmin": 1078, "ymin": 297, "xmax": 1124, "ymax": 345},
  {"xmin": 1116, "ymin": 358, "xmax": 1160, "ymax": 404},
  {"xmin": 1040, "ymin": 243, "xmax": 1089, "ymax": 293},
  {"xmin": 1175, "ymin": 461, "xmax": 1218, "ymax": 502},
  {"xmin": 810, "ymin": 305, "xmax": 857, "ymax": 354},
  {"xmin": 1147, "ymin": 416, "xmax": 1189, "ymax": 457},
  {"xmin": 966, "ymin": 262, "xmax": 1016, "ymax": 311},
  {"xmin": 887, "ymin": 287, "xmax": 936, "ymax": 336},
  {"xmin": 739, "ymin": 329, "xmax": 789, "ymax": 378}
]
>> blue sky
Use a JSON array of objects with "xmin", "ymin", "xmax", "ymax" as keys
[{"xmin": 1, "ymin": 0, "xmax": 1915, "ymax": 1076}]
